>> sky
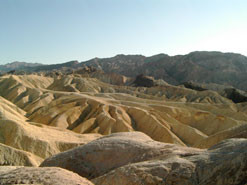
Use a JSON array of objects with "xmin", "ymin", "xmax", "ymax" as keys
[{"xmin": 0, "ymin": 0, "xmax": 247, "ymax": 64}]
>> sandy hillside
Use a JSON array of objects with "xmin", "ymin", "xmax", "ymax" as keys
[
  {"xmin": 0, "ymin": 74, "xmax": 247, "ymax": 184},
  {"xmin": 0, "ymin": 74, "xmax": 246, "ymax": 148}
]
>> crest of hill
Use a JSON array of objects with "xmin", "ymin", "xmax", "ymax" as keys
[
  {"xmin": 182, "ymin": 81, "xmax": 247, "ymax": 103},
  {"xmin": 31, "ymin": 60, "xmax": 80, "ymax": 72},
  {"xmin": 3, "ymin": 51, "xmax": 247, "ymax": 90},
  {"xmin": 40, "ymin": 132, "xmax": 247, "ymax": 185},
  {"xmin": 0, "ymin": 61, "xmax": 43, "ymax": 72},
  {"xmin": 82, "ymin": 51, "xmax": 247, "ymax": 90}
]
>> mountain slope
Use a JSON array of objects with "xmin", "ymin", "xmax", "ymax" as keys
[
  {"xmin": 83, "ymin": 51, "xmax": 247, "ymax": 90},
  {"xmin": 2, "ymin": 51, "xmax": 247, "ymax": 90},
  {"xmin": 1, "ymin": 74, "xmax": 247, "ymax": 149},
  {"xmin": 0, "ymin": 62, "xmax": 43, "ymax": 72}
]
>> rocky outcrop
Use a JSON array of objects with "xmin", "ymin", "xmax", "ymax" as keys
[
  {"xmin": 222, "ymin": 88, "xmax": 247, "ymax": 103},
  {"xmin": 182, "ymin": 81, "xmax": 247, "ymax": 103},
  {"xmin": 182, "ymin": 81, "xmax": 207, "ymax": 91},
  {"xmin": 40, "ymin": 132, "xmax": 247, "ymax": 185},
  {"xmin": 40, "ymin": 132, "xmax": 203, "ymax": 179},
  {"xmin": 0, "ymin": 61, "xmax": 43, "ymax": 72},
  {"xmin": 0, "ymin": 143, "xmax": 42, "ymax": 166},
  {"xmin": 133, "ymin": 74, "xmax": 156, "ymax": 87},
  {"xmin": 3, "ymin": 51, "xmax": 247, "ymax": 90},
  {"xmin": 93, "ymin": 156, "xmax": 197, "ymax": 185},
  {"xmin": 0, "ymin": 167, "xmax": 93, "ymax": 185},
  {"xmin": 83, "ymin": 51, "xmax": 247, "ymax": 91},
  {"xmin": 93, "ymin": 138, "xmax": 247, "ymax": 185}
]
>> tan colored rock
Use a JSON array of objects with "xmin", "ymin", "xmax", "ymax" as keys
[
  {"xmin": 29, "ymin": 94, "xmax": 134, "ymax": 134},
  {"xmin": 0, "ymin": 75, "xmax": 53, "ymax": 114},
  {"xmin": 41, "ymin": 132, "xmax": 247, "ymax": 185},
  {"xmin": 0, "ymin": 143, "xmax": 42, "ymax": 166},
  {"xmin": 0, "ymin": 96, "xmax": 27, "ymax": 122},
  {"xmin": 24, "ymin": 92, "xmax": 54, "ymax": 115},
  {"xmin": 0, "ymin": 93, "xmax": 100, "ymax": 162},
  {"xmin": 93, "ymin": 157, "xmax": 197, "ymax": 185},
  {"xmin": 40, "ymin": 132, "xmax": 202, "ymax": 179},
  {"xmin": 0, "ymin": 167, "xmax": 93, "ymax": 185},
  {"xmin": 193, "ymin": 138, "xmax": 247, "ymax": 184},
  {"xmin": 0, "ymin": 116, "xmax": 101, "ymax": 159},
  {"xmin": 194, "ymin": 123, "xmax": 247, "ymax": 148},
  {"xmin": 0, "ymin": 91, "xmax": 101, "ymax": 160},
  {"xmin": 93, "ymin": 138, "xmax": 247, "ymax": 185},
  {"xmin": 73, "ymin": 118, "xmax": 97, "ymax": 133},
  {"xmin": 127, "ymin": 107, "xmax": 185, "ymax": 145},
  {"xmin": 0, "ymin": 166, "xmax": 22, "ymax": 175}
]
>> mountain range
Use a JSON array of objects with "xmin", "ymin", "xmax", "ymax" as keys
[
  {"xmin": 1, "ymin": 51, "xmax": 247, "ymax": 184},
  {"xmin": 0, "ymin": 61, "xmax": 43, "ymax": 72},
  {"xmin": 1, "ymin": 51, "xmax": 247, "ymax": 90}
]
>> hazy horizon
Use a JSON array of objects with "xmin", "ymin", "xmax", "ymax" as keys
[
  {"xmin": 1, "ymin": 0, "xmax": 247, "ymax": 64},
  {"xmin": 1, "ymin": 50, "xmax": 247, "ymax": 66}
]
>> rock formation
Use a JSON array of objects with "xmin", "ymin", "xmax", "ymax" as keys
[
  {"xmin": 0, "ymin": 143, "xmax": 42, "ymax": 166},
  {"xmin": 40, "ymin": 132, "xmax": 247, "ymax": 185},
  {"xmin": 133, "ymin": 74, "xmax": 156, "ymax": 87},
  {"xmin": 222, "ymin": 88, "xmax": 247, "ymax": 103},
  {"xmin": 0, "ymin": 167, "xmax": 93, "ymax": 185},
  {"xmin": 182, "ymin": 81, "xmax": 247, "ymax": 103},
  {"xmin": 0, "ymin": 72, "xmax": 247, "ymax": 184},
  {"xmin": 0, "ymin": 74, "xmax": 247, "ymax": 150},
  {"xmin": 3, "ymin": 51, "xmax": 247, "ymax": 90},
  {"xmin": 0, "ymin": 92, "xmax": 101, "ymax": 161},
  {"xmin": 82, "ymin": 51, "xmax": 247, "ymax": 91}
]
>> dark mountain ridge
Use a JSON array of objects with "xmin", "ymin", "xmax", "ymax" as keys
[
  {"xmin": 1, "ymin": 51, "xmax": 247, "ymax": 90},
  {"xmin": 83, "ymin": 51, "xmax": 247, "ymax": 90},
  {"xmin": 0, "ymin": 61, "xmax": 43, "ymax": 72}
]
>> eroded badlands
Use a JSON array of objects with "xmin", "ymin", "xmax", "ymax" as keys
[{"xmin": 0, "ymin": 74, "xmax": 247, "ymax": 184}]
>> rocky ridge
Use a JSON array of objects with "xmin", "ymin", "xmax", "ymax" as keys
[
  {"xmin": 2, "ymin": 51, "xmax": 247, "ymax": 90},
  {"xmin": 41, "ymin": 132, "xmax": 247, "ymax": 185}
]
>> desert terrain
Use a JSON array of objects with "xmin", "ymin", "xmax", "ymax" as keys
[{"xmin": 1, "ymin": 54, "xmax": 247, "ymax": 184}]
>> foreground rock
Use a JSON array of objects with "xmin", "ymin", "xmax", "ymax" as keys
[
  {"xmin": 41, "ymin": 132, "xmax": 247, "ymax": 185},
  {"xmin": 40, "ymin": 132, "xmax": 203, "ymax": 179},
  {"xmin": 0, "ymin": 166, "xmax": 93, "ymax": 185},
  {"xmin": 93, "ymin": 156, "xmax": 197, "ymax": 185},
  {"xmin": 93, "ymin": 139, "xmax": 247, "ymax": 185}
]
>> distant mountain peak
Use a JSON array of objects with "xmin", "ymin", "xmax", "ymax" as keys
[
  {"xmin": 64, "ymin": 60, "xmax": 79, "ymax": 65},
  {"xmin": 0, "ymin": 61, "xmax": 43, "ymax": 72}
]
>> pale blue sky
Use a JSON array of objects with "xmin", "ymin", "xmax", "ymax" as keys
[{"xmin": 0, "ymin": 0, "xmax": 247, "ymax": 64}]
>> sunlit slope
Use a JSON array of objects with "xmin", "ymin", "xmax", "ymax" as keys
[
  {"xmin": 0, "ymin": 74, "xmax": 247, "ymax": 148},
  {"xmin": 0, "ymin": 93, "xmax": 101, "ymax": 163}
]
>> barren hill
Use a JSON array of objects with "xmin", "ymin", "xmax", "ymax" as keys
[
  {"xmin": 1, "ymin": 74, "xmax": 247, "ymax": 148},
  {"xmin": 0, "ymin": 61, "xmax": 43, "ymax": 73},
  {"xmin": 83, "ymin": 51, "xmax": 247, "ymax": 90},
  {"xmin": 0, "ymin": 73, "xmax": 247, "ymax": 184},
  {"xmin": 3, "ymin": 51, "xmax": 247, "ymax": 90}
]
